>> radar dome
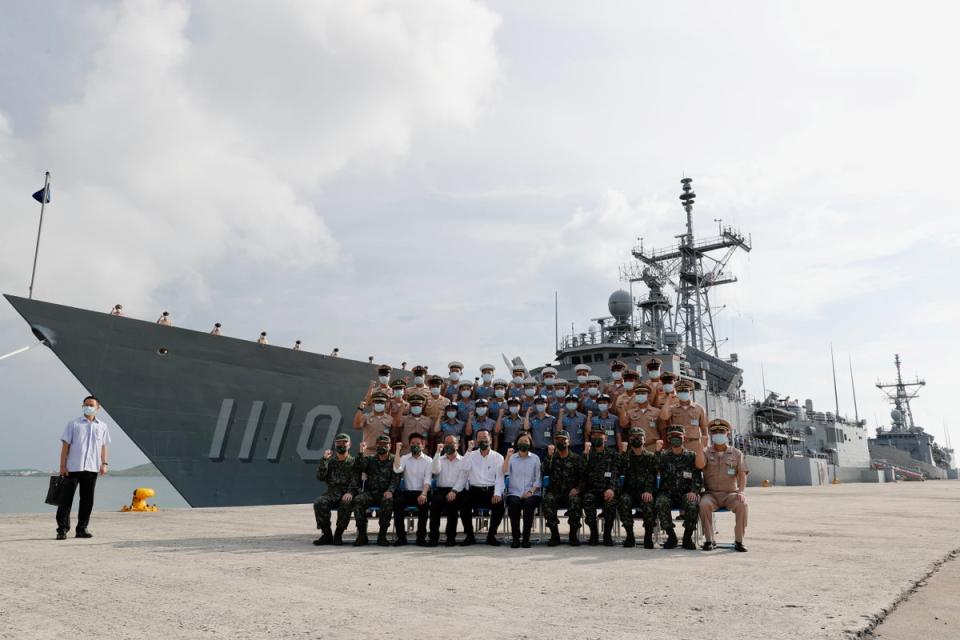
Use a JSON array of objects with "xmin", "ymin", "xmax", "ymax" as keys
[
  {"xmin": 890, "ymin": 408, "xmax": 904, "ymax": 423},
  {"xmin": 608, "ymin": 290, "xmax": 632, "ymax": 323}
]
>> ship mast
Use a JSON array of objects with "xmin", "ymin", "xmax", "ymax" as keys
[{"xmin": 876, "ymin": 353, "xmax": 925, "ymax": 431}]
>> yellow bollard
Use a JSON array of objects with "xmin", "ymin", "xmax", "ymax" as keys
[
  {"xmin": 120, "ymin": 487, "xmax": 159, "ymax": 512},
  {"xmin": 761, "ymin": 479, "xmax": 770, "ymax": 487}
]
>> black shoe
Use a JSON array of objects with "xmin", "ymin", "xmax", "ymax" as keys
[
  {"xmin": 547, "ymin": 526, "xmax": 561, "ymax": 547},
  {"xmin": 332, "ymin": 532, "xmax": 345, "ymax": 546},
  {"xmin": 681, "ymin": 528, "xmax": 696, "ymax": 550},
  {"xmin": 701, "ymin": 540, "xmax": 717, "ymax": 551},
  {"xmin": 602, "ymin": 531, "xmax": 614, "ymax": 547},
  {"xmin": 353, "ymin": 532, "xmax": 369, "ymax": 547},
  {"xmin": 392, "ymin": 537, "xmax": 408, "ymax": 547},
  {"xmin": 662, "ymin": 528, "xmax": 678, "ymax": 549},
  {"xmin": 622, "ymin": 529, "xmax": 635, "ymax": 548},
  {"xmin": 376, "ymin": 532, "xmax": 390, "ymax": 547},
  {"xmin": 444, "ymin": 538, "xmax": 457, "ymax": 547},
  {"xmin": 56, "ymin": 532, "xmax": 67, "ymax": 541},
  {"xmin": 415, "ymin": 537, "xmax": 427, "ymax": 547},
  {"xmin": 313, "ymin": 534, "xmax": 332, "ymax": 546},
  {"xmin": 569, "ymin": 528, "xmax": 581, "ymax": 547},
  {"xmin": 587, "ymin": 525, "xmax": 599, "ymax": 546},
  {"xmin": 460, "ymin": 535, "xmax": 477, "ymax": 547},
  {"xmin": 521, "ymin": 539, "xmax": 531, "ymax": 549},
  {"xmin": 486, "ymin": 535, "xmax": 502, "ymax": 547},
  {"xmin": 75, "ymin": 530, "xmax": 93, "ymax": 539},
  {"xmin": 511, "ymin": 538, "xmax": 521, "ymax": 549},
  {"xmin": 734, "ymin": 541, "xmax": 748, "ymax": 553}
]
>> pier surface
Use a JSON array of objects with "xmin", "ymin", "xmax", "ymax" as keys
[{"xmin": 1, "ymin": 482, "xmax": 958, "ymax": 639}]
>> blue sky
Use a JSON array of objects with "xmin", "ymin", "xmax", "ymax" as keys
[{"xmin": 0, "ymin": 0, "xmax": 957, "ymax": 470}]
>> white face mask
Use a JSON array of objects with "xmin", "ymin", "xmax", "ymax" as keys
[
  {"xmin": 598, "ymin": 403, "xmax": 609, "ymax": 412},
  {"xmin": 410, "ymin": 406, "xmax": 423, "ymax": 416},
  {"xmin": 648, "ymin": 369, "xmax": 661, "ymax": 379},
  {"xmin": 481, "ymin": 373, "xmax": 493, "ymax": 383},
  {"xmin": 564, "ymin": 402, "xmax": 578, "ymax": 412},
  {"xmin": 577, "ymin": 375, "xmax": 588, "ymax": 384},
  {"xmin": 543, "ymin": 376, "xmax": 555, "ymax": 385},
  {"xmin": 524, "ymin": 388, "xmax": 536, "ymax": 397},
  {"xmin": 373, "ymin": 403, "xmax": 385, "ymax": 413},
  {"xmin": 611, "ymin": 371, "xmax": 623, "ymax": 380},
  {"xmin": 678, "ymin": 391, "xmax": 691, "ymax": 402},
  {"xmin": 430, "ymin": 387, "xmax": 441, "ymax": 397},
  {"xmin": 413, "ymin": 376, "xmax": 424, "ymax": 385},
  {"xmin": 663, "ymin": 384, "xmax": 674, "ymax": 393},
  {"xmin": 494, "ymin": 389, "xmax": 505, "ymax": 398},
  {"xmin": 636, "ymin": 394, "xmax": 648, "ymax": 404},
  {"xmin": 711, "ymin": 433, "xmax": 728, "ymax": 446},
  {"xmin": 512, "ymin": 375, "xmax": 524, "ymax": 384},
  {"xmin": 446, "ymin": 411, "xmax": 458, "ymax": 420},
  {"xmin": 460, "ymin": 389, "xmax": 471, "ymax": 399},
  {"xmin": 554, "ymin": 389, "xmax": 566, "ymax": 398},
  {"xmin": 476, "ymin": 407, "xmax": 488, "ymax": 416},
  {"xmin": 393, "ymin": 389, "xmax": 404, "ymax": 398},
  {"xmin": 449, "ymin": 371, "xmax": 461, "ymax": 381},
  {"xmin": 535, "ymin": 404, "xmax": 546, "ymax": 413},
  {"xmin": 378, "ymin": 375, "xmax": 389, "ymax": 384},
  {"xmin": 82, "ymin": 405, "xmax": 98, "ymax": 417},
  {"xmin": 587, "ymin": 387, "xmax": 599, "ymax": 397},
  {"xmin": 623, "ymin": 381, "xmax": 635, "ymax": 390},
  {"xmin": 509, "ymin": 405, "xmax": 520, "ymax": 414}
]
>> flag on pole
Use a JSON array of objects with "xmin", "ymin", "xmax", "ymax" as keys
[{"xmin": 32, "ymin": 185, "xmax": 51, "ymax": 204}]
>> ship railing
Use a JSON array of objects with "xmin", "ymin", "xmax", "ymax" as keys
[{"xmin": 733, "ymin": 434, "xmax": 791, "ymax": 460}]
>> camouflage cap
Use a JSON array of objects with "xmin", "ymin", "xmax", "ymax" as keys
[
  {"xmin": 708, "ymin": 418, "xmax": 732, "ymax": 432},
  {"xmin": 666, "ymin": 424, "xmax": 685, "ymax": 435},
  {"xmin": 334, "ymin": 433, "xmax": 351, "ymax": 441},
  {"xmin": 628, "ymin": 426, "xmax": 645, "ymax": 436},
  {"xmin": 375, "ymin": 434, "xmax": 391, "ymax": 443},
  {"xmin": 554, "ymin": 430, "xmax": 570, "ymax": 440}
]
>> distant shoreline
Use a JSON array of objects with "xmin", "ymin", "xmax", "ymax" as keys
[{"xmin": 0, "ymin": 463, "xmax": 161, "ymax": 477}]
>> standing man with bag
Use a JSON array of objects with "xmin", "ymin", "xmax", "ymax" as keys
[{"xmin": 56, "ymin": 396, "xmax": 111, "ymax": 540}]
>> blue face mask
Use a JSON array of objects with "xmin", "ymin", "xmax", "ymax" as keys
[
  {"xmin": 410, "ymin": 406, "xmax": 423, "ymax": 416},
  {"xmin": 711, "ymin": 433, "xmax": 728, "ymax": 446},
  {"xmin": 82, "ymin": 405, "xmax": 97, "ymax": 417},
  {"xmin": 564, "ymin": 402, "xmax": 578, "ymax": 412}
]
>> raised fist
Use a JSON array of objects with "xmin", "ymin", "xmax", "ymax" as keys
[
  {"xmin": 583, "ymin": 442, "xmax": 592, "ymax": 454},
  {"xmin": 323, "ymin": 450, "xmax": 332, "ymax": 459},
  {"xmin": 620, "ymin": 442, "xmax": 628, "ymax": 453},
  {"xmin": 359, "ymin": 442, "xmax": 367, "ymax": 453},
  {"xmin": 547, "ymin": 444, "xmax": 556, "ymax": 457},
  {"xmin": 506, "ymin": 448, "xmax": 515, "ymax": 457}
]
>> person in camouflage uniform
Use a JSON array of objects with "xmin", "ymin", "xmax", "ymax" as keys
[
  {"xmin": 619, "ymin": 427, "xmax": 659, "ymax": 548},
  {"xmin": 581, "ymin": 432, "xmax": 620, "ymax": 546},
  {"xmin": 352, "ymin": 434, "xmax": 399, "ymax": 547},
  {"xmin": 313, "ymin": 433, "xmax": 360, "ymax": 546},
  {"xmin": 541, "ymin": 430, "xmax": 585, "ymax": 547},
  {"xmin": 655, "ymin": 424, "xmax": 706, "ymax": 550}
]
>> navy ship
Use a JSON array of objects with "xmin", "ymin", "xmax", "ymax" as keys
[{"xmin": 6, "ymin": 178, "xmax": 930, "ymax": 506}]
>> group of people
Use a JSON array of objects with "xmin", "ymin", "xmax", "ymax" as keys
[{"xmin": 314, "ymin": 359, "xmax": 749, "ymax": 552}]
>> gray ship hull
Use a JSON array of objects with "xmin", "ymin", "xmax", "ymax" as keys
[{"xmin": 6, "ymin": 295, "xmax": 378, "ymax": 507}]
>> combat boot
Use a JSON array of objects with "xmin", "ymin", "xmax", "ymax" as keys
[
  {"xmin": 663, "ymin": 527, "xmax": 678, "ymax": 549},
  {"xmin": 313, "ymin": 526, "xmax": 333, "ymax": 546},
  {"xmin": 643, "ymin": 525, "xmax": 654, "ymax": 549},
  {"xmin": 352, "ymin": 522, "xmax": 368, "ymax": 547},
  {"xmin": 602, "ymin": 515, "xmax": 615, "ymax": 546},
  {"xmin": 376, "ymin": 529, "xmax": 390, "ymax": 547},
  {"xmin": 569, "ymin": 526, "xmax": 581, "ymax": 547},
  {"xmin": 587, "ymin": 523, "xmax": 599, "ymax": 546},
  {"xmin": 622, "ymin": 526, "xmax": 635, "ymax": 548},
  {"xmin": 332, "ymin": 523, "xmax": 347, "ymax": 546},
  {"xmin": 547, "ymin": 525, "xmax": 561, "ymax": 547},
  {"xmin": 681, "ymin": 526, "xmax": 696, "ymax": 550}
]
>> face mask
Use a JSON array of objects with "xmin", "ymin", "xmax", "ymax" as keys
[
  {"xmin": 376, "ymin": 446, "xmax": 389, "ymax": 455},
  {"xmin": 509, "ymin": 405, "xmax": 520, "ymax": 414},
  {"xmin": 518, "ymin": 442, "xmax": 530, "ymax": 452},
  {"xmin": 711, "ymin": 433, "xmax": 729, "ymax": 446},
  {"xmin": 482, "ymin": 373, "xmax": 493, "ymax": 383},
  {"xmin": 443, "ymin": 444, "xmax": 456, "ymax": 455},
  {"xmin": 591, "ymin": 438, "xmax": 604, "ymax": 448},
  {"xmin": 82, "ymin": 405, "xmax": 97, "ymax": 417},
  {"xmin": 556, "ymin": 441, "xmax": 568, "ymax": 451},
  {"xmin": 668, "ymin": 437, "xmax": 683, "ymax": 447},
  {"xmin": 513, "ymin": 375, "xmax": 524, "ymax": 384},
  {"xmin": 629, "ymin": 438, "xmax": 644, "ymax": 448},
  {"xmin": 413, "ymin": 376, "xmax": 424, "ymax": 385},
  {"xmin": 476, "ymin": 407, "xmax": 488, "ymax": 416},
  {"xmin": 587, "ymin": 387, "xmax": 599, "ymax": 396},
  {"xmin": 524, "ymin": 388, "xmax": 536, "ymax": 397},
  {"xmin": 663, "ymin": 384, "xmax": 674, "ymax": 393},
  {"xmin": 678, "ymin": 391, "xmax": 691, "ymax": 402},
  {"xmin": 449, "ymin": 371, "xmax": 461, "ymax": 381},
  {"xmin": 648, "ymin": 369, "xmax": 661, "ymax": 379},
  {"xmin": 623, "ymin": 381, "xmax": 635, "ymax": 390},
  {"xmin": 373, "ymin": 403, "xmax": 385, "ymax": 413},
  {"xmin": 636, "ymin": 394, "xmax": 648, "ymax": 404},
  {"xmin": 494, "ymin": 389, "xmax": 505, "ymax": 398},
  {"xmin": 446, "ymin": 411, "xmax": 458, "ymax": 420},
  {"xmin": 611, "ymin": 371, "xmax": 623, "ymax": 380},
  {"xmin": 410, "ymin": 406, "xmax": 423, "ymax": 416},
  {"xmin": 577, "ymin": 375, "xmax": 588, "ymax": 384},
  {"xmin": 598, "ymin": 403, "xmax": 609, "ymax": 412},
  {"xmin": 543, "ymin": 377, "xmax": 555, "ymax": 385},
  {"xmin": 335, "ymin": 444, "xmax": 348, "ymax": 454},
  {"xmin": 430, "ymin": 387, "xmax": 441, "ymax": 396},
  {"xmin": 535, "ymin": 404, "xmax": 546, "ymax": 413},
  {"xmin": 410, "ymin": 444, "xmax": 422, "ymax": 455},
  {"xmin": 460, "ymin": 390, "xmax": 471, "ymax": 399},
  {"xmin": 393, "ymin": 390, "xmax": 404, "ymax": 398},
  {"xmin": 378, "ymin": 375, "xmax": 389, "ymax": 384},
  {"xmin": 565, "ymin": 402, "xmax": 578, "ymax": 412},
  {"xmin": 478, "ymin": 440, "xmax": 490, "ymax": 450},
  {"xmin": 555, "ymin": 389, "xmax": 566, "ymax": 398}
]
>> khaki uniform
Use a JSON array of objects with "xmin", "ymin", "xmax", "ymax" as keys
[
  {"xmin": 644, "ymin": 379, "xmax": 664, "ymax": 408},
  {"xmin": 659, "ymin": 401, "xmax": 708, "ymax": 454},
  {"xmin": 614, "ymin": 391, "xmax": 640, "ymax": 416},
  {"xmin": 699, "ymin": 445, "xmax": 749, "ymax": 542},
  {"xmin": 395, "ymin": 415, "xmax": 435, "ymax": 453},
  {"xmin": 603, "ymin": 382, "xmax": 625, "ymax": 403},
  {"xmin": 623, "ymin": 405, "xmax": 663, "ymax": 453},
  {"xmin": 654, "ymin": 388, "xmax": 675, "ymax": 409},
  {"xmin": 357, "ymin": 413, "xmax": 393, "ymax": 450},
  {"xmin": 404, "ymin": 385, "xmax": 430, "ymax": 401},
  {"xmin": 423, "ymin": 394, "xmax": 451, "ymax": 421},
  {"xmin": 363, "ymin": 383, "xmax": 392, "ymax": 405}
]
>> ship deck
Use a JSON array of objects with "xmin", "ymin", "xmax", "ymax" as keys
[{"xmin": 1, "ymin": 482, "xmax": 958, "ymax": 639}]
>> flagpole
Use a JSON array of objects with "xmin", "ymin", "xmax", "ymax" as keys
[{"xmin": 28, "ymin": 171, "xmax": 50, "ymax": 300}]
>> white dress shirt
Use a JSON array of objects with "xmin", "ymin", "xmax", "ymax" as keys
[
  {"xmin": 394, "ymin": 452, "xmax": 433, "ymax": 492},
  {"xmin": 463, "ymin": 449, "xmax": 505, "ymax": 497},
  {"xmin": 61, "ymin": 417, "xmax": 111, "ymax": 473},
  {"xmin": 432, "ymin": 452, "xmax": 467, "ymax": 491}
]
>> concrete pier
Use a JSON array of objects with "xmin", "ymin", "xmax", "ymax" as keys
[{"xmin": 1, "ymin": 482, "xmax": 958, "ymax": 639}]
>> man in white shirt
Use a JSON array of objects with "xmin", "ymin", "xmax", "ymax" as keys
[
  {"xmin": 392, "ymin": 433, "xmax": 432, "ymax": 546},
  {"xmin": 56, "ymin": 396, "xmax": 111, "ymax": 540},
  {"xmin": 460, "ymin": 429, "xmax": 506, "ymax": 546},
  {"xmin": 429, "ymin": 435, "xmax": 468, "ymax": 547}
]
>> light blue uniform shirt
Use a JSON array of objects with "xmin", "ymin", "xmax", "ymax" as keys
[
  {"xmin": 506, "ymin": 453, "xmax": 542, "ymax": 497},
  {"xmin": 61, "ymin": 416, "xmax": 111, "ymax": 473}
]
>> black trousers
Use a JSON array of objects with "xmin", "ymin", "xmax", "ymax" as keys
[
  {"xmin": 429, "ymin": 487, "xmax": 468, "ymax": 541},
  {"xmin": 56, "ymin": 471, "xmax": 98, "ymax": 533},
  {"xmin": 507, "ymin": 494, "xmax": 541, "ymax": 540},
  {"xmin": 464, "ymin": 486, "xmax": 504, "ymax": 537},
  {"xmin": 394, "ymin": 490, "xmax": 429, "ymax": 540}
]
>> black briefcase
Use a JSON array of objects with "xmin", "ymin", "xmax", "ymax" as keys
[{"xmin": 45, "ymin": 475, "xmax": 76, "ymax": 506}]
